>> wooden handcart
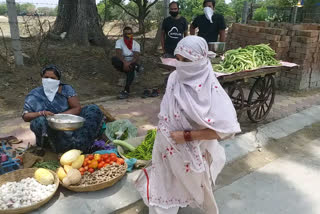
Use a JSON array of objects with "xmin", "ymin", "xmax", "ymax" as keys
[{"xmin": 158, "ymin": 63, "xmax": 294, "ymax": 123}]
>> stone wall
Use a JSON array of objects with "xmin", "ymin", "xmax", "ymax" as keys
[{"xmin": 226, "ymin": 21, "xmax": 320, "ymax": 91}]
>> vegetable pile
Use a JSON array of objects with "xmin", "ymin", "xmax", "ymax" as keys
[
  {"xmin": 56, "ymin": 149, "xmax": 126, "ymax": 188},
  {"xmin": 33, "ymin": 160, "xmax": 60, "ymax": 171},
  {"xmin": 124, "ymin": 129, "xmax": 157, "ymax": 160},
  {"xmin": 213, "ymin": 44, "xmax": 280, "ymax": 73},
  {"xmin": 0, "ymin": 177, "xmax": 56, "ymax": 210},
  {"xmin": 79, "ymin": 163, "xmax": 126, "ymax": 186},
  {"xmin": 80, "ymin": 153, "xmax": 125, "ymax": 175}
]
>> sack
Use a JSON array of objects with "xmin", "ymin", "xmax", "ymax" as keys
[{"xmin": 104, "ymin": 119, "xmax": 137, "ymax": 141}]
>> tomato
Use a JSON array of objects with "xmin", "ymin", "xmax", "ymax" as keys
[
  {"xmin": 79, "ymin": 167, "xmax": 85, "ymax": 172},
  {"xmin": 80, "ymin": 171, "xmax": 84, "ymax": 175},
  {"xmin": 88, "ymin": 168, "xmax": 95, "ymax": 173},
  {"xmin": 111, "ymin": 156, "xmax": 117, "ymax": 162},
  {"xmin": 94, "ymin": 154, "xmax": 101, "ymax": 162},
  {"xmin": 83, "ymin": 161, "xmax": 87, "ymax": 167},
  {"xmin": 117, "ymin": 158, "xmax": 125, "ymax": 165},
  {"xmin": 100, "ymin": 161, "xmax": 105, "ymax": 165},
  {"xmin": 98, "ymin": 162, "xmax": 104, "ymax": 169},
  {"xmin": 88, "ymin": 160, "xmax": 92, "ymax": 164},
  {"xmin": 103, "ymin": 163, "xmax": 109, "ymax": 167},
  {"xmin": 88, "ymin": 154, "xmax": 94, "ymax": 160},
  {"xmin": 110, "ymin": 153, "xmax": 117, "ymax": 158},
  {"xmin": 84, "ymin": 157, "xmax": 89, "ymax": 162},
  {"xmin": 105, "ymin": 158, "xmax": 111, "ymax": 163},
  {"xmin": 89, "ymin": 159, "xmax": 98, "ymax": 169}
]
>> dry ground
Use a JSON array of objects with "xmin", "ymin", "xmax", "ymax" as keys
[{"xmin": 0, "ymin": 16, "xmax": 165, "ymax": 119}]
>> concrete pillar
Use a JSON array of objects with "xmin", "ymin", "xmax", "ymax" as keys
[
  {"xmin": 164, "ymin": 0, "xmax": 170, "ymax": 18},
  {"xmin": 6, "ymin": 0, "xmax": 23, "ymax": 66}
]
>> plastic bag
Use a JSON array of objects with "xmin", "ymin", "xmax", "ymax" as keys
[{"xmin": 105, "ymin": 119, "xmax": 137, "ymax": 141}]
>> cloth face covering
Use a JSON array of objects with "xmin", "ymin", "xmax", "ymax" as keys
[
  {"xmin": 170, "ymin": 11, "xmax": 179, "ymax": 17},
  {"xmin": 124, "ymin": 34, "xmax": 133, "ymax": 50},
  {"xmin": 42, "ymin": 78, "xmax": 60, "ymax": 102},
  {"xmin": 204, "ymin": 7, "xmax": 214, "ymax": 23}
]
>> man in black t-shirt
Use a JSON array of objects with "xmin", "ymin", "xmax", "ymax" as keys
[
  {"xmin": 190, "ymin": 0, "xmax": 226, "ymax": 43},
  {"xmin": 161, "ymin": 1, "xmax": 188, "ymax": 58}
]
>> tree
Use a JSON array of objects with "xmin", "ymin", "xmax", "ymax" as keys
[
  {"xmin": 53, "ymin": 0, "xmax": 110, "ymax": 46},
  {"xmin": 230, "ymin": 0, "xmax": 246, "ymax": 22},
  {"xmin": 253, "ymin": 6, "xmax": 268, "ymax": 21},
  {"xmin": 16, "ymin": 3, "xmax": 36, "ymax": 14},
  {"xmin": 0, "ymin": 4, "xmax": 7, "ymax": 15},
  {"xmin": 179, "ymin": 0, "xmax": 234, "ymax": 23},
  {"xmin": 110, "ymin": 0, "xmax": 159, "ymax": 33},
  {"xmin": 37, "ymin": 7, "xmax": 51, "ymax": 16}
]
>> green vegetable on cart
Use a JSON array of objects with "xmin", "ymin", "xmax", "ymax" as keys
[{"xmin": 213, "ymin": 44, "xmax": 280, "ymax": 74}]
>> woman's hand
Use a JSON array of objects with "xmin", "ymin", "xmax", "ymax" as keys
[
  {"xmin": 170, "ymin": 131, "xmax": 186, "ymax": 144},
  {"xmin": 41, "ymin": 111, "xmax": 54, "ymax": 117}
]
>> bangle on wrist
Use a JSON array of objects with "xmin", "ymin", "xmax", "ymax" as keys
[{"xmin": 183, "ymin": 130, "xmax": 192, "ymax": 142}]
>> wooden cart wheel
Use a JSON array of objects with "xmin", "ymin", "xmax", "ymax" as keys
[
  {"xmin": 227, "ymin": 83, "xmax": 245, "ymax": 119},
  {"xmin": 247, "ymin": 75, "xmax": 275, "ymax": 122}
]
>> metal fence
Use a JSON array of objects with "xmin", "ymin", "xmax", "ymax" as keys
[{"xmin": 267, "ymin": 6, "xmax": 320, "ymax": 24}]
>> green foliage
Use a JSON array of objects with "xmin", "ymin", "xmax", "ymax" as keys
[
  {"xmin": 264, "ymin": 0, "xmax": 298, "ymax": 7},
  {"xmin": 37, "ymin": 7, "xmax": 57, "ymax": 16},
  {"xmin": 97, "ymin": 0, "xmax": 123, "ymax": 21},
  {"xmin": 179, "ymin": 0, "xmax": 234, "ymax": 23},
  {"xmin": 0, "ymin": 4, "xmax": 7, "ymax": 16},
  {"xmin": 178, "ymin": 0, "xmax": 202, "ymax": 22},
  {"xmin": 304, "ymin": 0, "xmax": 319, "ymax": 8},
  {"xmin": 253, "ymin": 6, "xmax": 268, "ymax": 21},
  {"xmin": 16, "ymin": 3, "xmax": 36, "ymax": 14}
]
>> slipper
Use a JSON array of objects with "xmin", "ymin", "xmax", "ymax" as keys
[
  {"xmin": 141, "ymin": 89, "xmax": 152, "ymax": 98},
  {"xmin": 150, "ymin": 88, "xmax": 160, "ymax": 97}
]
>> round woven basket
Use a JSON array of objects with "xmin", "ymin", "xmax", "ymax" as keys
[
  {"xmin": 0, "ymin": 168, "xmax": 59, "ymax": 214},
  {"xmin": 60, "ymin": 163, "xmax": 127, "ymax": 192}
]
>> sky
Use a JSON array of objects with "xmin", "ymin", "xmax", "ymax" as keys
[{"xmin": 1, "ymin": 0, "xmax": 232, "ymax": 8}]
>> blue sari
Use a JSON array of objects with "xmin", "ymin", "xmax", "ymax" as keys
[{"xmin": 23, "ymin": 84, "xmax": 103, "ymax": 153}]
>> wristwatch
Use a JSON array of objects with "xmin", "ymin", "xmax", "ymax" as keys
[{"xmin": 183, "ymin": 130, "xmax": 192, "ymax": 142}]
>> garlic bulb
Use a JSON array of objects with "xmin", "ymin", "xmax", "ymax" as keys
[{"xmin": 0, "ymin": 177, "xmax": 56, "ymax": 210}]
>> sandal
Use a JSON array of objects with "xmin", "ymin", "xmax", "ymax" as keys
[
  {"xmin": 150, "ymin": 88, "xmax": 160, "ymax": 97},
  {"xmin": 141, "ymin": 89, "xmax": 151, "ymax": 98},
  {"xmin": 118, "ymin": 90, "xmax": 129, "ymax": 99}
]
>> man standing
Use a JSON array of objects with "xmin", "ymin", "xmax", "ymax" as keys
[
  {"xmin": 161, "ymin": 1, "xmax": 188, "ymax": 58},
  {"xmin": 112, "ymin": 27, "xmax": 140, "ymax": 99},
  {"xmin": 190, "ymin": 0, "xmax": 226, "ymax": 43}
]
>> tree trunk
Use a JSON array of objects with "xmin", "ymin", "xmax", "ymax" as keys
[
  {"xmin": 53, "ymin": 0, "xmax": 109, "ymax": 46},
  {"xmin": 148, "ymin": 20, "xmax": 162, "ymax": 53}
]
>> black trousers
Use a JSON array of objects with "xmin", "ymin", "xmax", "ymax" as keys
[{"xmin": 111, "ymin": 56, "xmax": 138, "ymax": 93}]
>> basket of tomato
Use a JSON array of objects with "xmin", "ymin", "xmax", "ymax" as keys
[{"xmin": 60, "ymin": 153, "xmax": 127, "ymax": 192}]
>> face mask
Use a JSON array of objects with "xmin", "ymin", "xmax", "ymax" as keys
[
  {"xmin": 170, "ymin": 11, "xmax": 179, "ymax": 17},
  {"xmin": 204, "ymin": 7, "xmax": 214, "ymax": 23},
  {"xmin": 42, "ymin": 78, "xmax": 60, "ymax": 102}
]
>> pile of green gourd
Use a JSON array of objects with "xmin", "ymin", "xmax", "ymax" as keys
[
  {"xmin": 124, "ymin": 129, "xmax": 156, "ymax": 160},
  {"xmin": 213, "ymin": 44, "xmax": 280, "ymax": 73}
]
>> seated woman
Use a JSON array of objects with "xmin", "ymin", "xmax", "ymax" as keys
[{"xmin": 22, "ymin": 65, "xmax": 104, "ymax": 153}]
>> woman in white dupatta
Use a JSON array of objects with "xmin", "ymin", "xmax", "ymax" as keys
[{"xmin": 135, "ymin": 36, "xmax": 241, "ymax": 214}]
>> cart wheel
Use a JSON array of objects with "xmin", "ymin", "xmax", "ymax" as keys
[
  {"xmin": 227, "ymin": 83, "xmax": 244, "ymax": 119},
  {"xmin": 247, "ymin": 75, "xmax": 275, "ymax": 122}
]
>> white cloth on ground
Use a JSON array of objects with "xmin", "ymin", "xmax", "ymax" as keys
[
  {"xmin": 115, "ymin": 38, "xmax": 140, "ymax": 61},
  {"xmin": 135, "ymin": 36, "xmax": 241, "ymax": 214}
]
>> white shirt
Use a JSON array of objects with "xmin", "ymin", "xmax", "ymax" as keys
[{"xmin": 115, "ymin": 38, "xmax": 140, "ymax": 62}]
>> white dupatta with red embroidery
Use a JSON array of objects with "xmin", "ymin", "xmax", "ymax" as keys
[{"xmin": 135, "ymin": 36, "xmax": 241, "ymax": 213}]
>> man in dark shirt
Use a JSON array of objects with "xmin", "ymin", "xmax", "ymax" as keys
[
  {"xmin": 190, "ymin": 0, "xmax": 226, "ymax": 43},
  {"xmin": 161, "ymin": 1, "xmax": 188, "ymax": 58}
]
